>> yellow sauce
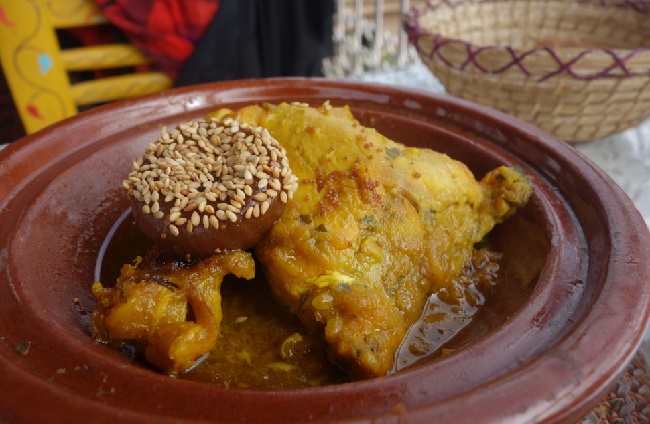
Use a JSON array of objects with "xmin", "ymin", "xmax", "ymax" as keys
[{"xmin": 97, "ymin": 216, "xmax": 501, "ymax": 388}]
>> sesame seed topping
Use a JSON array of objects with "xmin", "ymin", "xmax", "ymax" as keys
[
  {"xmin": 125, "ymin": 117, "xmax": 298, "ymax": 238},
  {"xmin": 123, "ymin": 118, "xmax": 297, "ymax": 240}
]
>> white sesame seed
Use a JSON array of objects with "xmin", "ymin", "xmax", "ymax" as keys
[
  {"xmin": 226, "ymin": 204, "xmax": 241, "ymax": 213},
  {"xmin": 225, "ymin": 210, "xmax": 238, "ymax": 222},
  {"xmin": 258, "ymin": 179, "xmax": 268, "ymax": 189},
  {"xmin": 169, "ymin": 211, "xmax": 181, "ymax": 222},
  {"xmin": 209, "ymin": 215, "xmax": 220, "ymax": 229},
  {"xmin": 253, "ymin": 192, "xmax": 267, "ymax": 202},
  {"xmin": 191, "ymin": 211, "xmax": 200, "ymax": 227}
]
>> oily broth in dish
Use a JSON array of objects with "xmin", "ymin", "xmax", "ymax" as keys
[
  {"xmin": 90, "ymin": 102, "xmax": 532, "ymax": 387},
  {"xmin": 97, "ymin": 217, "xmax": 504, "ymax": 388}
]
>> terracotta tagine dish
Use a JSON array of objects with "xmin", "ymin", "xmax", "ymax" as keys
[{"xmin": 0, "ymin": 78, "xmax": 648, "ymax": 423}]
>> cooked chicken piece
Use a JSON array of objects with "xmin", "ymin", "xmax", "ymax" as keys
[
  {"xmin": 213, "ymin": 102, "xmax": 532, "ymax": 378},
  {"xmin": 91, "ymin": 248, "xmax": 255, "ymax": 374}
]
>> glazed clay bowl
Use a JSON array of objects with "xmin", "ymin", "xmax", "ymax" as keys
[{"xmin": 0, "ymin": 78, "xmax": 649, "ymax": 423}]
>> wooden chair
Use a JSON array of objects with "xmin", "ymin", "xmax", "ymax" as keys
[{"xmin": 0, "ymin": 0, "xmax": 173, "ymax": 134}]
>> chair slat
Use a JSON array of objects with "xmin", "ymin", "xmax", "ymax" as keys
[
  {"xmin": 44, "ymin": 0, "xmax": 109, "ymax": 28},
  {"xmin": 61, "ymin": 45, "xmax": 153, "ymax": 71},
  {"xmin": 70, "ymin": 72, "xmax": 173, "ymax": 106}
]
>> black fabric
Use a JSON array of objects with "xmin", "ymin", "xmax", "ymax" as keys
[{"xmin": 175, "ymin": 0, "xmax": 335, "ymax": 86}]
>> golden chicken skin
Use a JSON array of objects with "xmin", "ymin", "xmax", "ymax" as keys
[
  {"xmin": 212, "ymin": 102, "xmax": 532, "ymax": 379},
  {"xmin": 91, "ymin": 248, "xmax": 255, "ymax": 374}
]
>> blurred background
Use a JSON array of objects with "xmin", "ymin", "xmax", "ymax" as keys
[{"xmin": 0, "ymin": 0, "xmax": 424, "ymax": 143}]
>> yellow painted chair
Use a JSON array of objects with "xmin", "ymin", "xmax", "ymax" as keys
[{"xmin": 0, "ymin": 0, "xmax": 173, "ymax": 134}]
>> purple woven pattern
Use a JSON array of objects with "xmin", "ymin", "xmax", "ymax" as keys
[{"xmin": 405, "ymin": 0, "xmax": 650, "ymax": 82}]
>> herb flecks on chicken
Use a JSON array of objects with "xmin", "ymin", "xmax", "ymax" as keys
[{"xmin": 213, "ymin": 102, "xmax": 532, "ymax": 379}]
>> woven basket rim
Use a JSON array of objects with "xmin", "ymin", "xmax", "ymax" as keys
[{"xmin": 405, "ymin": 0, "xmax": 650, "ymax": 80}]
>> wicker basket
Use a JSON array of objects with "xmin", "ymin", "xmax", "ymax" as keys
[{"xmin": 405, "ymin": 0, "xmax": 650, "ymax": 143}]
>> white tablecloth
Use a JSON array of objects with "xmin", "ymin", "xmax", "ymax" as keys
[{"xmin": 354, "ymin": 62, "xmax": 650, "ymax": 355}]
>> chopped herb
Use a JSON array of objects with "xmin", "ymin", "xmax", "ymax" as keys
[
  {"xmin": 385, "ymin": 147, "xmax": 402, "ymax": 159},
  {"xmin": 360, "ymin": 216, "xmax": 376, "ymax": 228},
  {"xmin": 314, "ymin": 224, "xmax": 327, "ymax": 232},
  {"xmin": 300, "ymin": 214, "xmax": 313, "ymax": 224},
  {"xmin": 15, "ymin": 341, "xmax": 31, "ymax": 355},
  {"xmin": 338, "ymin": 283, "xmax": 351, "ymax": 292}
]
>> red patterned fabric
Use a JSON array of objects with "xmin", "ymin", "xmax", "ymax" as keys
[{"xmin": 94, "ymin": 0, "xmax": 220, "ymax": 79}]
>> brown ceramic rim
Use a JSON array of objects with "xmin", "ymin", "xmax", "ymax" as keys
[{"xmin": 0, "ymin": 78, "xmax": 648, "ymax": 423}]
